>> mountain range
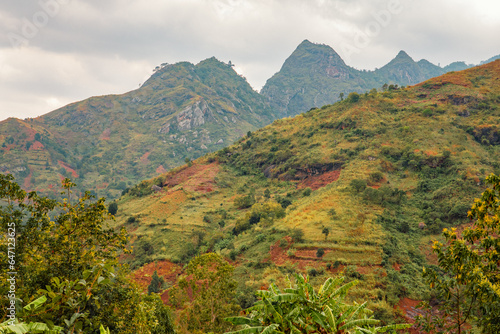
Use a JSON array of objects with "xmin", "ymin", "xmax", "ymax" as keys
[
  {"xmin": 0, "ymin": 40, "xmax": 498, "ymax": 199},
  {"xmin": 261, "ymin": 39, "xmax": 497, "ymax": 117}
]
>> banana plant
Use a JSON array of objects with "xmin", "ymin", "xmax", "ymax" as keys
[
  {"xmin": 225, "ymin": 274, "xmax": 410, "ymax": 334},
  {"xmin": 0, "ymin": 296, "xmax": 63, "ymax": 334}
]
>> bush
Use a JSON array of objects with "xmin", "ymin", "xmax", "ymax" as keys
[
  {"xmin": 308, "ymin": 268, "xmax": 318, "ymax": 277},
  {"xmin": 234, "ymin": 194, "xmax": 255, "ymax": 209},
  {"xmin": 369, "ymin": 171, "xmax": 384, "ymax": 183},
  {"xmin": 350, "ymin": 179, "xmax": 367, "ymax": 193},
  {"xmin": 108, "ymin": 202, "xmax": 118, "ymax": 215},
  {"xmin": 346, "ymin": 92, "xmax": 360, "ymax": 103},
  {"xmin": 316, "ymin": 248, "xmax": 325, "ymax": 258},
  {"xmin": 303, "ymin": 188, "xmax": 312, "ymax": 197},
  {"xmin": 290, "ymin": 228, "xmax": 304, "ymax": 243}
]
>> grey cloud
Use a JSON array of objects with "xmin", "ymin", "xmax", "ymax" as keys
[{"xmin": 0, "ymin": 0, "xmax": 499, "ymax": 120}]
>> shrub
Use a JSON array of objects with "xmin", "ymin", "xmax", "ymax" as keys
[
  {"xmin": 303, "ymin": 188, "xmax": 312, "ymax": 197},
  {"xmin": 369, "ymin": 171, "xmax": 384, "ymax": 183},
  {"xmin": 346, "ymin": 92, "xmax": 360, "ymax": 103},
  {"xmin": 316, "ymin": 248, "xmax": 325, "ymax": 258},
  {"xmin": 234, "ymin": 194, "xmax": 255, "ymax": 209},
  {"xmin": 350, "ymin": 179, "xmax": 367, "ymax": 193},
  {"xmin": 290, "ymin": 228, "xmax": 304, "ymax": 243},
  {"xmin": 308, "ymin": 268, "xmax": 318, "ymax": 277},
  {"xmin": 279, "ymin": 238, "xmax": 289, "ymax": 248},
  {"xmin": 108, "ymin": 202, "xmax": 118, "ymax": 215}
]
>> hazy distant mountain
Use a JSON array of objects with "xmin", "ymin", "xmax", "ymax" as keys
[
  {"xmin": 261, "ymin": 40, "xmax": 498, "ymax": 117},
  {"xmin": 480, "ymin": 54, "xmax": 500, "ymax": 65}
]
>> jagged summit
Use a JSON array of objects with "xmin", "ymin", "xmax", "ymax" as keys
[
  {"xmin": 394, "ymin": 50, "xmax": 413, "ymax": 61},
  {"xmin": 281, "ymin": 40, "xmax": 347, "ymax": 71}
]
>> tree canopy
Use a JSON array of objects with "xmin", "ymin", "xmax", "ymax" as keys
[
  {"xmin": 420, "ymin": 174, "xmax": 500, "ymax": 333},
  {"xmin": 0, "ymin": 174, "xmax": 174, "ymax": 333}
]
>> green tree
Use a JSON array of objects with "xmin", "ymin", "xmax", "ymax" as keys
[
  {"xmin": 0, "ymin": 175, "xmax": 175, "ymax": 333},
  {"xmin": 170, "ymin": 253, "xmax": 240, "ymax": 334},
  {"xmin": 108, "ymin": 201, "xmax": 118, "ymax": 215},
  {"xmin": 322, "ymin": 227, "xmax": 330, "ymax": 241},
  {"xmin": 225, "ymin": 274, "xmax": 409, "ymax": 334},
  {"xmin": 148, "ymin": 270, "xmax": 165, "ymax": 295},
  {"xmin": 264, "ymin": 189, "xmax": 271, "ymax": 199},
  {"xmin": 419, "ymin": 174, "xmax": 500, "ymax": 333},
  {"xmin": 339, "ymin": 92, "xmax": 344, "ymax": 101},
  {"xmin": 346, "ymin": 92, "xmax": 360, "ymax": 103}
]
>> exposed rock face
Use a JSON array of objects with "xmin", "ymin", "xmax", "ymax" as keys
[{"xmin": 177, "ymin": 100, "xmax": 209, "ymax": 131}]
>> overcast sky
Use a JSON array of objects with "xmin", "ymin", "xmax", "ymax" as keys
[{"xmin": 1, "ymin": 0, "xmax": 499, "ymax": 121}]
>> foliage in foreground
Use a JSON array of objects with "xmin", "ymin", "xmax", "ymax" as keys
[
  {"xmin": 418, "ymin": 174, "xmax": 500, "ymax": 334},
  {"xmin": 0, "ymin": 174, "xmax": 175, "ymax": 333},
  {"xmin": 169, "ymin": 253, "xmax": 240, "ymax": 334},
  {"xmin": 225, "ymin": 274, "xmax": 410, "ymax": 334}
]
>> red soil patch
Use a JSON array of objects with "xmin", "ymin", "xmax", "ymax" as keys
[
  {"xmin": 29, "ymin": 141, "xmax": 44, "ymax": 150},
  {"xmin": 357, "ymin": 264, "xmax": 383, "ymax": 275},
  {"xmin": 297, "ymin": 169, "xmax": 341, "ymax": 190},
  {"xmin": 156, "ymin": 164, "xmax": 167, "ymax": 174},
  {"xmin": 392, "ymin": 262, "xmax": 401, "ymax": 271},
  {"xmin": 99, "ymin": 128, "xmax": 111, "ymax": 140},
  {"xmin": 397, "ymin": 298, "xmax": 424, "ymax": 334},
  {"xmin": 267, "ymin": 238, "xmax": 327, "ymax": 271},
  {"xmin": 140, "ymin": 152, "xmax": 150, "ymax": 164},
  {"xmin": 163, "ymin": 163, "xmax": 220, "ymax": 194},
  {"xmin": 58, "ymin": 160, "xmax": 78, "ymax": 178},
  {"xmin": 23, "ymin": 170, "xmax": 32, "ymax": 188},
  {"xmin": 131, "ymin": 260, "xmax": 182, "ymax": 292}
]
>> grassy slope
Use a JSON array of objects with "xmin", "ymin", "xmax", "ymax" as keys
[{"xmin": 114, "ymin": 60, "xmax": 500, "ymax": 321}]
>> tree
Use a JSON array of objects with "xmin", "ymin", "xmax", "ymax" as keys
[
  {"xmin": 108, "ymin": 201, "xmax": 118, "ymax": 215},
  {"xmin": 0, "ymin": 175, "xmax": 175, "ymax": 333},
  {"xmin": 169, "ymin": 253, "xmax": 240, "ymax": 334},
  {"xmin": 346, "ymin": 92, "xmax": 360, "ymax": 103},
  {"xmin": 322, "ymin": 227, "xmax": 330, "ymax": 241},
  {"xmin": 339, "ymin": 92, "xmax": 344, "ymax": 101},
  {"xmin": 419, "ymin": 174, "xmax": 500, "ymax": 333},
  {"xmin": 225, "ymin": 274, "xmax": 409, "ymax": 334},
  {"xmin": 148, "ymin": 270, "xmax": 165, "ymax": 295},
  {"xmin": 264, "ymin": 189, "xmax": 271, "ymax": 199},
  {"xmin": 316, "ymin": 248, "xmax": 325, "ymax": 258}
]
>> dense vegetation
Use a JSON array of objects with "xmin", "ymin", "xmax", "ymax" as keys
[{"xmin": 106, "ymin": 60, "xmax": 500, "ymax": 330}]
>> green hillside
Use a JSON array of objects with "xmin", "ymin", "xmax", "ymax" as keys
[
  {"xmin": 113, "ymin": 60, "xmax": 500, "ymax": 323},
  {"xmin": 0, "ymin": 58, "xmax": 275, "ymax": 200}
]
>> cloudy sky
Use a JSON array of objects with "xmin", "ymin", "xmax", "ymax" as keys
[{"xmin": 1, "ymin": 0, "xmax": 499, "ymax": 121}]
